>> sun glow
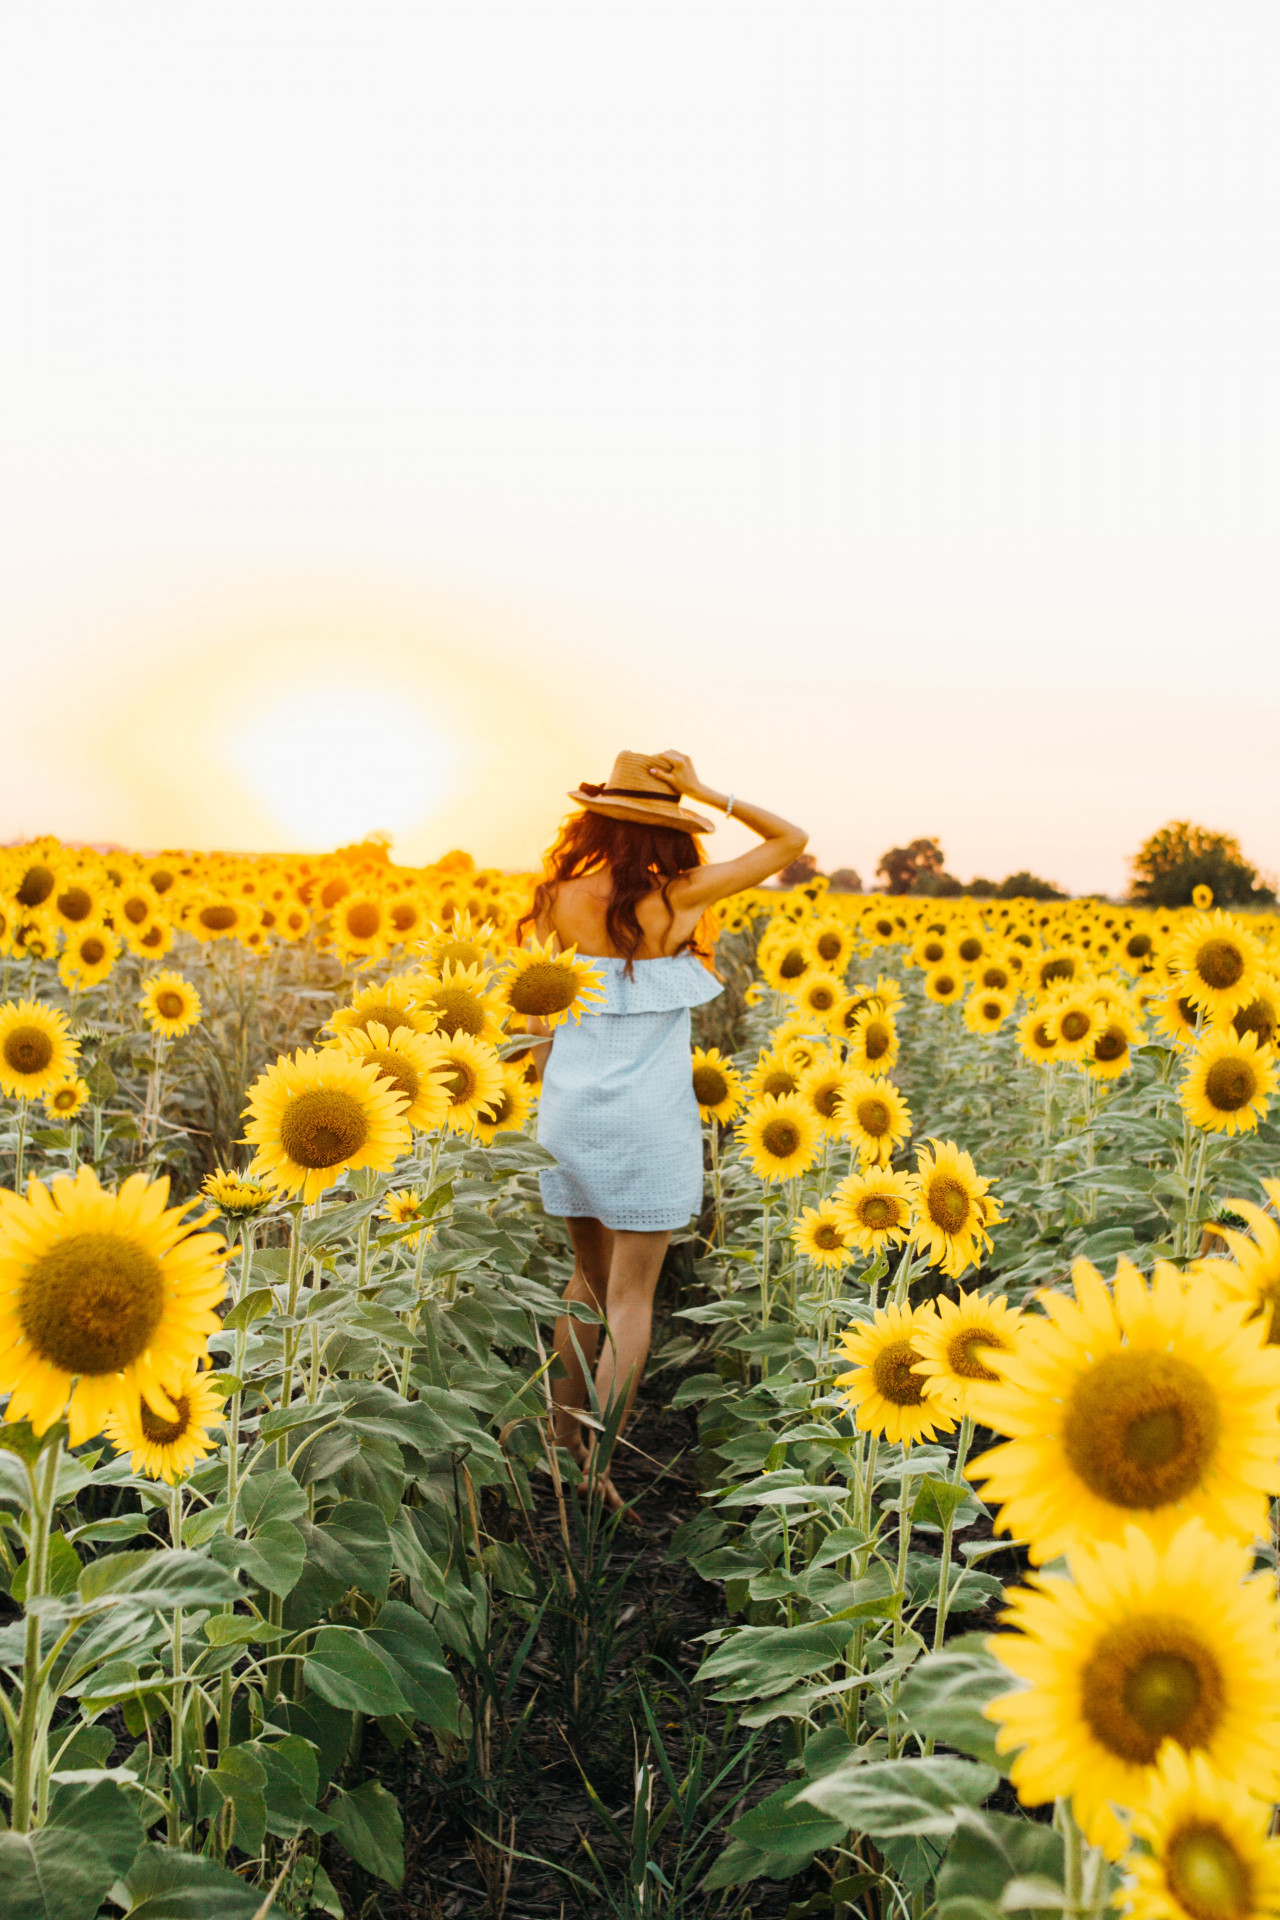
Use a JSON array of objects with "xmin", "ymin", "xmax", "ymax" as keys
[{"xmin": 218, "ymin": 686, "xmax": 463, "ymax": 850}]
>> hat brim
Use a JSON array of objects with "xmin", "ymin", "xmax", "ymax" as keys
[{"xmin": 567, "ymin": 791, "xmax": 714, "ymax": 834}]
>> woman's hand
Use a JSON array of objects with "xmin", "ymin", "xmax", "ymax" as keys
[{"xmin": 652, "ymin": 749, "xmax": 702, "ymax": 797}]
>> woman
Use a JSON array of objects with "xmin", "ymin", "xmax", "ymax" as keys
[{"xmin": 525, "ymin": 747, "xmax": 807, "ymax": 1502}]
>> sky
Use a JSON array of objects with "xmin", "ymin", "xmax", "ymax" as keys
[{"xmin": 1, "ymin": 3, "xmax": 1277, "ymax": 896}]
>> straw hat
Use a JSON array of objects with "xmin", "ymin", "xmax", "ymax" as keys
[{"xmin": 568, "ymin": 750, "xmax": 714, "ymax": 833}]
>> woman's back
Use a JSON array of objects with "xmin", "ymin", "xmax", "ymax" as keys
[{"xmin": 544, "ymin": 871, "xmax": 701, "ymax": 960}]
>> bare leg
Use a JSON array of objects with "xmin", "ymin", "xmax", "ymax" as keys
[
  {"xmin": 591, "ymin": 1229, "xmax": 671, "ymax": 1495},
  {"xmin": 551, "ymin": 1217, "xmax": 613, "ymax": 1463}
]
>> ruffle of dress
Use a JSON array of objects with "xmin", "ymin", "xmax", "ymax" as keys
[{"xmin": 581, "ymin": 953, "xmax": 724, "ymax": 1016}]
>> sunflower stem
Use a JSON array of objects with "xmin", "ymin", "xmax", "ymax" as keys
[
  {"xmin": 275, "ymin": 1206, "xmax": 305, "ymax": 1469},
  {"xmin": 14, "ymin": 1097, "xmax": 27, "ymax": 1191},
  {"xmin": 931, "ymin": 1415, "xmax": 973, "ymax": 1656},
  {"xmin": 886, "ymin": 1442, "xmax": 914, "ymax": 1758},
  {"xmin": 11, "ymin": 1429, "xmax": 63, "ymax": 1834}
]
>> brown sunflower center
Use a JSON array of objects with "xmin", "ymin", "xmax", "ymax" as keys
[
  {"xmin": 1060, "ymin": 1009, "xmax": 1091, "ymax": 1042},
  {"xmin": 363, "ymin": 1049, "xmax": 419, "ymax": 1107},
  {"xmin": 509, "ymin": 962, "xmax": 578, "ymax": 1017},
  {"xmin": 1094, "ymin": 1027, "xmax": 1128, "ymax": 1062},
  {"xmin": 958, "ymin": 936, "xmax": 982, "ymax": 963},
  {"xmin": 278, "ymin": 1089, "xmax": 369, "ymax": 1169},
  {"xmin": 759, "ymin": 1068, "xmax": 799, "ymax": 1098},
  {"xmin": 389, "ymin": 902, "xmax": 419, "ymax": 932},
  {"xmin": 354, "ymin": 1003, "xmax": 411, "ymax": 1038},
  {"xmin": 947, "ymin": 1328, "xmax": 1009, "ymax": 1381},
  {"xmin": 123, "ymin": 895, "xmax": 150, "ymax": 924},
  {"xmin": 320, "ymin": 878, "xmax": 351, "ymax": 909},
  {"xmin": 426, "ymin": 988, "xmax": 488, "ymax": 1038},
  {"xmin": 345, "ymin": 903, "xmax": 381, "ymax": 940},
  {"xmin": 155, "ymin": 990, "xmax": 186, "ymax": 1020},
  {"xmin": 1126, "ymin": 933, "xmax": 1153, "ymax": 958},
  {"xmin": 17, "ymin": 864, "xmax": 56, "ymax": 907},
  {"xmin": 693, "ymin": 1065, "xmax": 730, "ymax": 1107},
  {"xmin": 926, "ymin": 1174, "xmax": 971, "ymax": 1234},
  {"xmin": 140, "ymin": 1394, "xmax": 192, "ymax": 1445},
  {"xmin": 1081, "ymin": 1615, "xmax": 1224, "ymax": 1764},
  {"xmin": 855, "ymin": 1097, "xmax": 891, "ymax": 1137},
  {"xmin": 807, "ymin": 985, "xmax": 837, "ymax": 1011},
  {"xmin": 933, "ymin": 974, "xmax": 957, "ymax": 997},
  {"xmin": 922, "ymin": 940, "xmax": 946, "ymax": 964},
  {"xmin": 761, "ymin": 1119, "xmax": 801, "ymax": 1158},
  {"xmin": 816, "ymin": 932, "xmax": 843, "ymax": 962},
  {"xmin": 778, "ymin": 948, "xmax": 807, "ymax": 979},
  {"xmin": 812, "ymin": 1223, "xmax": 844, "ymax": 1251},
  {"xmin": 57, "ymin": 886, "xmax": 93, "ymax": 923},
  {"xmin": 1194, "ymin": 939, "xmax": 1245, "ymax": 992},
  {"xmin": 150, "ymin": 869, "xmax": 174, "ymax": 894},
  {"xmin": 856, "ymin": 1195, "xmax": 897, "ymax": 1231},
  {"xmin": 4, "ymin": 1025, "xmax": 55, "ymax": 1077},
  {"xmin": 1166, "ymin": 1824, "xmax": 1254, "ymax": 1920},
  {"xmin": 1063, "ymin": 1352, "xmax": 1219, "ymax": 1509},
  {"xmin": 19, "ymin": 1232, "xmax": 165, "ymax": 1376},
  {"xmin": 980, "ymin": 1000, "xmax": 1003, "ymax": 1021},
  {"xmin": 1204, "ymin": 1057, "xmax": 1258, "ymax": 1113},
  {"xmin": 863, "ymin": 1022, "xmax": 891, "ymax": 1061},
  {"xmin": 981, "ymin": 966, "xmax": 1010, "ymax": 991},
  {"xmin": 140, "ymin": 925, "xmax": 166, "ymax": 950},
  {"xmin": 199, "ymin": 904, "xmax": 237, "ymax": 932},
  {"xmin": 812, "ymin": 1080, "xmax": 844, "ymax": 1119},
  {"xmin": 1030, "ymin": 1020, "xmax": 1056, "ymax": 1052},
  {"xmin": 484, "ymin": 1087, "xmax": 515, "ymax": 1127},
  {"xmin": 1233, "ymin": 999, "xmax": 1277, "ymax": 1046},
  {"xmin": 871, "ymin": 1338, "xmax": 926, "ymax": 1406},
  {"xmin": 442, "ymin": 1060, "xmax": 477, "ymax": 1104},
  {"xmin": 51, "ymin": 1085, "xmax": 81, "ymax": 1113}
]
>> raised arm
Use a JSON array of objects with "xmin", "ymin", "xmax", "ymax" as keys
[{"xmin": 657, "ymin": 750, "xmax": 808, "ymax": 910}]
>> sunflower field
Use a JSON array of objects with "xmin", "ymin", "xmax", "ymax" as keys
[{"xmin": 2, "ymin": 838, "xmax": 1280, "ymax": 1920}]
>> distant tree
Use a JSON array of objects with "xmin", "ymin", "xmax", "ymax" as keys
[
  {"xmin": 775, "ymin": 852, "xmax": 820, "ymax": 889},
  {"xmin": 911, "ymin": 869, "xmax": 964, "ymax": 897},
  {"xmin": 1130, "ymin": 821, "xmax": 1275, "ymax": 909},
  {"xmin": 997, "ymin": 870, "xmax": 1069, "ymax": 901},
  {"xmin": 827, "ymin": 867, "xmax": 863, "ymax": 893},
  {"xmin": 968, "ymin": 877, "xmax": 997, "ymax": 898},
  {"xmin": 877, "ymin": 838, "xmax": 945, "ymax": 895}
]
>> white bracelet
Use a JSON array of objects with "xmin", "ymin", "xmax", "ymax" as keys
[{"xmin": 724, "ymin": 793, "xmax": 735, "ymax": 818}]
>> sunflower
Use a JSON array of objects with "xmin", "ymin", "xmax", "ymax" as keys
[
  {"xmin": 472, "ymin": 1063, "xmax": 535, "ymax": 1144},
  {"xmin": 1123, "ymin": 1745, "xmax": 1280, "ymax": 1920},
  {"xmin": 116, "ymin": 878, "xmax": 163, "ymax": 948},
  {"xmin": 134, "ymin": 917, "xmax": 174, "ymax": 959},
  {"xmin": 834, "ymin": 1302, "xmax": 956, "ymax": 1445},
  {"xmin": 330, "ymin": 891, "xmax": 390, "ymax": 960},
  {"xmin": 792, "ymin": 1201, "xmax": 856, "ymax": 1270},
  {"xmin": 911, "ymin": 933, "xmax": 954, "ymax": 971},
  {"xmin": 746, "ymin": 1051, "xmax": 802, "ymax": 1100},
  {"xmin": 416, "ymin": 911, "xmax": 499, "ymax": 979},
  {"xmin": 832, "ymin": 1165, "xmax": 915, "ymax": 1254},
  {"xmin": 201, "ymin": 1168, "xmax": 276, "ymax": 1219},
  {"xmin": 963, "ymin": 988, "xmax": 1013, "ymax": 1036},
  {"xmin": 498, "ymin": 941, "xmax": 605, "ymax": 1029},
  {"xmin": 328, "ymin": 973, "xmax": 435, "ymax": 1042},
  {"xmin": 838, "ymin": 1073, "xmax": 912, "ymax": 1166},
  {"xmin": 44, "ymin": 1077, "xmax": 90, "ymax": 1122},
  {"xmin": 976, "ymin": 958, "xmax": 1015, "ymax": 995},
  {"xmin": 0, "ymin": 1000, "xmax": 79, "ymax": 1101},
  {"xmin": 910, "ymin": 1139, "xmax": 999, "ymax": 1278},
  {"xmin": 986, "ymin": 1521, "xmax": 1280, "ymax": 1857},
  {"xmin": 1088, "ymin": 1006, "xmax": 1143, "ymax": 1079},
  {"xmin": 1052, "ymin": 990, "xmax": 1105, "ymax": 1061},
  {"xmin": 384, "ymin": 891, "xmax": 428, "ymax": 946},
  {"xmin": 185, "ymin": 893, "xmax": 258, "ymax": 944},
  {"xmin": 0, "ymin": 1166, "xmax": 227, "ymax": 1445},
  {"xmin": 1017, "ymin": 1003, "xmax": 1061, "ymax": 1065},
  {"xmin": 138, "ymin": 971, "xmax": 203, "ymax": 1038},
  {"xmin": 243, "ymin": 1047, "xmax": 413, "ymax": 1203},
  {"xmin": 797, "ymin": 970, "xmax": 847, "ymax": 1021},
  {"xmin": 414, "ymin": 961, "xmax": 505, "ymax": 1043},
  {"xmin": 1033, "ymin": 946, "xmax": 1081, "ymax": 994},
  {"xmin": 1198, "ymin": 1184, "xmax": 1280, "ymax": 1342},
  {"xmin": 845, "ymin": 1007, "xmax": 899, "ymax": 1075},
  {"xmin": 809, "ymin": 917, "xmax": 856, "ymax": 973},
  {"xmin": 382, "ymin": 1186, "xmax": 432, "ymax": 1250},
  {"xmin": 1151, "ymin": 985, "xmax": 1204, "ymax": 1049},
  {"xmin": 57, "ymin": 925, "xmax": 121, "ymax": 991},
  {"xmin": 910, "ymin": 1289, "xmax": 1023, "ymax": 1416},
  {"xmin": 1179, "ymin": 1030, "xmax": 1277, "ymax": 1136},
  {"xmin": 691, "ymin": 1046, "xmax": 743, "ymax": 1123},
  {"xmin": 1168, "ymin": 911, "xmax": 1263, "ymax": 1019},
  {"xmin": 104, "ymin": 1363, "xmax": 225, "ymax": 1484},
  {"xmin": 954, "ymin": 926, "xmax": 988, "ymax": 969},
  {"xmin": 738, "ymin": 1094, "xmax": 822, "ymax": 1183},
  {"xmin": 758, "ymin": 938, "xmax": 812, "ymax": 992},
  {"xmin": 336, "ymin": 1022, "xmax": 452, "ymax": 1131},
  {"xmin": 924, "ymin": 964, "xmax": 965, "ymax": 1006},
  {"xmin": 798, "ymin": 1058, "xmax": 856, "ymax": 1136},
  {"xmin": 421, "ymin": 1031, "xmax": 505, "ymax": 1133},
  {"xmin": 967, "ymin": 1258, "xmax": 1280, "ymax": 1563},
  {"xmin": 51, "ymin": 875, "xmax": 102, "ymax": 932}
]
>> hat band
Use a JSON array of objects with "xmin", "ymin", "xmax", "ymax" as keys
[{"xmin": 579, "ymin": 783, "xmax": 678, "ymax": 802}]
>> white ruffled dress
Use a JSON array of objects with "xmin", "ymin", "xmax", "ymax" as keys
[{"xmin": 537, "ymin": 953, "xmax": 723, "ymax": 1232}]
